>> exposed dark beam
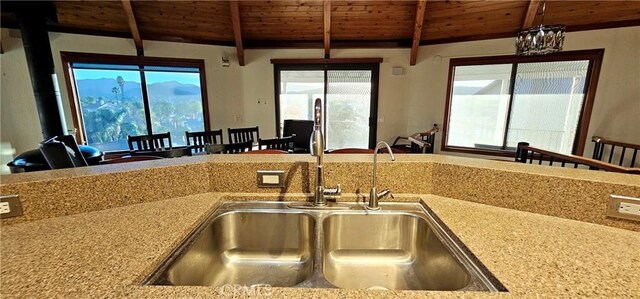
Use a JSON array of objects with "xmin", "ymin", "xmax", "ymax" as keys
[
  {"xmin": 410, "ymin": 0, "xmax": 427, "ymax": 66},
  {"xmin": 522, "ymin": 0, "xmax": 542, "ymax": 29},
  {"xmin": 324, "ymin": 0, "xmax": 331, "ymax": 58},
  {"xmin": 121, "ymin": 0, "xmax": 143, "ymax": 56},
  {"xmin": 229, "ymin": 1, "xmax": 245, "ymax": 66}
]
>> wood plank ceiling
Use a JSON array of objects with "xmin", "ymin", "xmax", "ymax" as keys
[{"xmin": 2, "ymin": 0, "xmax": 640, "ymax": 65}]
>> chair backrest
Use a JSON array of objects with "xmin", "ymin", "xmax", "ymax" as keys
[
  {"xmin": 100, "ymin": 155, "xmax": 164, "ymax": 165},
  {"xmin": 330, "ymin": 148, "xmax": 374, "ymax": 154},
  {"xmin": 283, "ymin": 119, "xmax": 314, "ymax": 153},
  {"xmin": 206, "ymin": 140, "xmax": 253, "ymax": 154},
  {"xmin": 39, "ymin": 137, "xmax": 85, "ymax": 169},
  {"xmin": 258, "ymin": 135, "xmax": 295, "ymax": 151},
  {"xmin": 186, "ymin": 129, "xmax": 223, "ymax": 153},
  {"xmin": 228, "ymin": 126, "xmax": 259, "ymax": 144},
  {"xmin": 127, "ymin": 132, "xmax": 172, "ymax": 151},
  {"xmin": 56, "ymin": 135, "xmax": 88, "ymax": 166}
]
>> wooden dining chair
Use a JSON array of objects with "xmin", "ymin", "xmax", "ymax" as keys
[
  {"xmin": 228, "ymin": 126, "xmax": 259, "ymax": 144},
  {"xmin": 127, "ymin": 132, "xmax": 172, "ymax": 151},
  {"xmin": 206, "ymin": 140, "xmax": 253, "ymax": 154},
  {"xmin": 186, "ymin": 129, "xmax": 223, "ymax": 153},
  {"xmin": 329, "ymin": 148, "xmax": 374, "ymax": 154},
  {"xmin": 258, "ymin": 135, "xmax": 295, "ymax": 151}
]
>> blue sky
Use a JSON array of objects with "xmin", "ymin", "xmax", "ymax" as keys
[{"xmin": 73, "ymin": 69, "xmax": 201, "ymax": 86}]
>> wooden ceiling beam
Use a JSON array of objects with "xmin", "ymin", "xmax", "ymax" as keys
[
  {"xmin": 121, "ymin": 0, "xmax": 143, "ymax": 56},
  {"xmin": 410, "ymin": 0, "xmax": 427, "ymax": 66},
  {"xmin": 522, "ymin": 0, "xmax": 542, "ymax": 29},
  {"xmin": 324, "ymin": 0, "xmax": 331, "ymax": 58},
  {"xmin": 230, "ymin": 1, "xmax": 245, "ymax": 66}
]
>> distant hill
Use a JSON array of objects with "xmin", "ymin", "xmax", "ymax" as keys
[{"xmin": 76, "ymin": 78, "xmax": 200, "ymax": 102}]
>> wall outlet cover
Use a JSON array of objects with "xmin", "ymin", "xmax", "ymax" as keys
[
  {"xmin": 606, "ymin": 195, "xmax": 640, "ymax": 222},
  {"xmin": 256, "ymin": 170, "xmax": 285, "ymax": 188},
  {"xmin": 0, "ymin": 195, "xmax": 23, "ymax": 218}
]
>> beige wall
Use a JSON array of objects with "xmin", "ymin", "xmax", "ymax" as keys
[
  {"xmin": 407, "ymin": 26, "xmax": 640, "ymax": 159},
  {"xmin": 1, "ymin": 26, "xmax": 638, "ymax": 159}
]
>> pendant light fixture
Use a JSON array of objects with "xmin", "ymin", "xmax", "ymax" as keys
[{"xmin": 516, "ymin": 0, "xmax": 566, "ymax": 55}]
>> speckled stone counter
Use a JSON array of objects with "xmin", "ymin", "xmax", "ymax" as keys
[
  {"xmin": 1, "ymin": 193, "xmax": 638, "ymax": 298},
  {"xmin": 2, "ymin": 154, "xmax": 639, "ymax": 231}
]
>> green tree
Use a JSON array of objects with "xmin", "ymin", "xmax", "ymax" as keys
[
  {"xmin": 116, "ymin": 76, "xmax": 125, "ymax": 101},
  {"xmin": 111, "ymin": 87, "xmax": 119, "ymax": 102}
]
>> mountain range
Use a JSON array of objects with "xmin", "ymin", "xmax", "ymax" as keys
[{"xmin": 76, "ymin": 78, "xmax": 201, "ymax": 102}]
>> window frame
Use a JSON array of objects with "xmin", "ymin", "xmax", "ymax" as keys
[
  {"xmin": 271, "ymin": 58, "xmax": 381, "ymax": 149},
  {"xmin": 441, "ymin": 49, "xmax": 604, "ymax": 157},
  {"xmin": 60, "ymin": 52, "xmax": 210, "ymax": 151}
]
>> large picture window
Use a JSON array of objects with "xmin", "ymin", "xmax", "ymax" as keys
[
  {"xmin": 61, "ymin": 53, "xmax": 209, "ymax": 152},
  {"xmin": 443, "ymin": 49, "xmax": 603, "ymax": 156}
]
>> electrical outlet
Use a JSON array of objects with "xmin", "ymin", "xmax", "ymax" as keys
[
  {"xmin": 618, "ymin": 202, "xmax": 640, "ymax": 216},
  {"xmin": 0, "ymin": 202, "xmax": 9, "ymax": 214},
  {"xmin": 607, "ymin": 195, "xmax": 640, "ymax": 221},
  {"xmin": 256, "ymin": 170, "xmax": 285, "ymax": 188},
  {"xmin": 0, "ymin": 195, "xmax": 23, "ymax": 218}
]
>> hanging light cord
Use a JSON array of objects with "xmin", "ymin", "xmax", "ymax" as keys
[{"xmin": 539, "ymin": 0, "xmax": 547, "ymax": 26}]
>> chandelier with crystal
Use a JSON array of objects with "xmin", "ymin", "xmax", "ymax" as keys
[{"xmin": 516, "ymin": 1, "xmax": 566, "ymax": 55}]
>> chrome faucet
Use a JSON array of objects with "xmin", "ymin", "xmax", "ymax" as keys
[
  {"xmin": 310, "ymin": 98, "xmax": 341, "ymax": 206},
  {"xmin": 367, "ymin": 141, "xmax": 395, "ymax": 210}
]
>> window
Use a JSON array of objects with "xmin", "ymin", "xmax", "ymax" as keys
[
  {"xmin": 443, "ymin": 50, "xmax": 603, "ymax": 156},
  {"xmin": 273, "ymin": 60, "xmax": 380, "ymax": 149},
  {"xmin": 61, "ymin": 53, "xmax": 209, "ymax": 152}
]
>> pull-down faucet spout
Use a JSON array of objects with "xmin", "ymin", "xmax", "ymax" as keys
[
  {"xmin": 310, "ymin": 98, "xmax": 340, "ymax": 206},
  {"xmin": 368, "ymin": 141, "xmax": 395, "ymax": 210}
]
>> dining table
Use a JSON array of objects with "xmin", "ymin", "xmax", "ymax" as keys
[{"xmin": 129, "ymin": 146, "xmax": 192, "ymax": 158}]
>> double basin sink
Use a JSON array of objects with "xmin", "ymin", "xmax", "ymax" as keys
[{"xmin": 144, "ymin": 200, "xmax": 504, "ymax": 292}]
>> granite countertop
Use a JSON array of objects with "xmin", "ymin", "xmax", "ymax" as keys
[
  {"xmin": 3, "ymin": 154, "xmax": 638, "ymax": 186},
  {"xmin": 1, "ymin": 193, "xmax": 638, "ymax": 298}
]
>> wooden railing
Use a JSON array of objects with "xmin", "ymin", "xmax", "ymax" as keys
[
  {"xmin": 591, "ymin": 136, "xmax": 640, "ymax": 168},
  {"xmin": 515, "ymin": 142, "xmax": 640, "ymax": 175}
]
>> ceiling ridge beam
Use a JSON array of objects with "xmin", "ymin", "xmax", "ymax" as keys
[
  {"xmin": 522, "ymin": 0, "xmax": 542, "ymax": 29},
  {"xmin": 121, "ymin": 0, "xmax": 143, "ymax": 56},
  {"xmin": 410, "ymin": 0, "xmax": 427, "ymax": 66},
  {"xmin": 230, "ymin": 1, "xmax": 245, "ymax": 66},
  {"xmin": 324, "ymin": 0, "xmax": 331, "ymax": 58}
]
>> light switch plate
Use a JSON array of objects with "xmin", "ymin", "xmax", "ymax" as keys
[
  {"xmin": 256, "ymin": 170, "xmax": 285, "ymax": 188},
  {"xmin": 0, "ymin": 195, "xmax": 23, "ymax": 218},
  {"xmin": 606, "ymin": 195, "xmax": 640, "ymax": 222}
]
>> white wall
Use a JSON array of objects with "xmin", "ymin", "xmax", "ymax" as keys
[
  {"xmin": 1, "ymin": 26, "xmax": 638, "ymax": 158},
  {"xmin": 1, "ymin": 29, "xmax": 44, "ymax": 154}
]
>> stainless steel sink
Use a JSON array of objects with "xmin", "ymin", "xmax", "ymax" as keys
[
  {"xmin": 144, "ymin": 201, "xmax": 505, "ymax": 292},
  {"xmin": 146, "ymin": 206, "xmax": 315, "ymax": 287},
  {"xmin": 323, "ymin": 213, "xmax": 469, "ymax": 290}
]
